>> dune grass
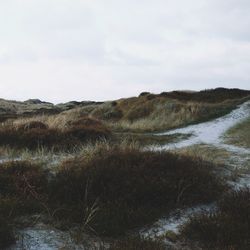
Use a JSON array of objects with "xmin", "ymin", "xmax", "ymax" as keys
[
  {"xmin": 105, "ymin": 96, "xmax": 249, "ymax": 133},
  {"xmin": 224, "ymin": 116, "xmax": 250, "ymax": 148},
  {"xmin": 180, "ymin": 188, "xmax": 250, "ymax": 250},
  {"xmin": 4, "ymin": 89, "xmax": 249, "ymax": 137}
]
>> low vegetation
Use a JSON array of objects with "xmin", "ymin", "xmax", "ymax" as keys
[
  {"xmin": 0, "ymin": 88, "xmax": 249, "ymax": 248},
  {"xmin": 3, "ymin": 88, "xmax": 249, "ymax": 134},
  {"xmin": 0, "ymin": 118, "xmax": 110, "ymax": 150},
  {"xmin": 0, "ymin": 161, "xmax": 49, "ymax": 248},
  {"xmin": 0, "ymin": 143, "xmax": 227, "ymax": 247},
  {"xmin": 224, "ymin": 116, "xmax": 250, "ymax": 148},
  {"xmin": 158, "ymin": 88, "xmax": 250, "ymax": 103},
  {"xmin": 49, "ymin": 144, "xmax": 226, "ymax": 236},
  {"xmin": 109, "ymin": 236, "xmax": 166, "ymax": 250},
  {"xmin": 0, "ymin": 217, "xmax": 15, "ymax": 249},
  {"xmin": 180, "ymin": 188, "xmax": 250, "ymax": 250}
]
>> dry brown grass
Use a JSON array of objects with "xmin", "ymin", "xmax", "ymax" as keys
[
  {"xmin": 3, "ymin": 88, "xmax": 249, "ymax": 133},
  {"xmin": 0, "ymin": 118, "xmax": 111, "ymax": 150}
]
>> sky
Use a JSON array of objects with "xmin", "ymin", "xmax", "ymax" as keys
[{"xmin": 0, "ymin": 0, "xmax": 250, "ymax": 103}]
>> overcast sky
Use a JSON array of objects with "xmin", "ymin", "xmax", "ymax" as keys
[{"xmin": 0, "ymin": 0, "xmax": 249, "ymax": 103}]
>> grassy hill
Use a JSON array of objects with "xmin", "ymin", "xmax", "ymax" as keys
[{"xmin": 0, "ymin": 88, "xmax": 248, "ymax": 151}]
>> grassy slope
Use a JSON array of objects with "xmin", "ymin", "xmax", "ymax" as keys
[
  {"xmin": 224, "ymin": 116, "xmax": 250, "ymax": 148},
  {"xmin": 56, "ymin": 88, "xmax": 250, "ymax": 133},
  {"xmin": 2, "ymin": 88, "xmax": 249, "ymax": 134}
]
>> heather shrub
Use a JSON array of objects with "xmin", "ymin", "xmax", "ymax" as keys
[
  {"xmin": 49, "ymin": 146, "xmax": 226, "ymax": 236},
  {"xmin": 180, "ymin": 188, "xmax": 250, "ymax": 249}
]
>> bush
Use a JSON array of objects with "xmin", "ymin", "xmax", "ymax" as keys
[
  {"xmin": 0, "ymin": 161, "xmax": 48, "ymax": 198},
  {"xmin": 139, "ymin": 92, "xmax": 151, "ymax": 97},
  {"xmin": 0, "ymin": 217, "xmax": 15, "ymax": 249},
  {"xmin": 17, "ymin": 121, "xmax": 48, "ymax": 131},
  {"xmin": 0, "ymin": 119, "xmax": 111, "ymax": 150},
  {"xmin": 180, "ymin": 188, "xmax": 250, "ymax": 249},
  {"xmin": 126, "ymin": 103, "xmax": 154, "ymax": 121},
  {"xmin": 0, "ymin": 161, "xmax": 48, "ymax": 218},
  {"xmin": 159, "ymin": 88, "xmax": 250, "ymax": 103},
  {"xmin": 109, "ymin": 236, "xmax": 166, "ymax": 250},
  {"xmin": 49, "ymin": 146, "xmax": 226, "ymax": 236}
]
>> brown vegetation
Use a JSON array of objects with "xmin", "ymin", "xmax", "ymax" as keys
[
  {"xmin": 49, "ymin": 145, "xmax": 226, "ymax": 236},
  {"xmin": 180, "ymin": 188, "xmax": 250, "ymax": 250},
  {"xmin": 0, "ymin": 119, "xmax": 111, "ymax": 150},
  {"xmin": 109, "ymin": 236, "xmax": 166, "ymax": 250},
  {"xmin": 0, "ymin": 217, "xmax": 15, "ymax": 249},
  {"xmin": 0, "ymin": 161, "xmax": 49, "ymax": 248}
]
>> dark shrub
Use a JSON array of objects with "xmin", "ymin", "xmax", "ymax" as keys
[
  {"xmin": 65, "ymin": 118, "xmax": 111, "ymax": 142},
  {"xmin": 111, "ymin": 101, "xmax": 118, "ymax": 106},
  {"xmin": 50, "ymin": 147, "xmax": 226, "ymax": 236},
  {"xmin": 180, "ymin": 188, "xmax": 250, "ymax": 249},
  {"xmin": 109, "ymin": 236, "xmax": 166, "ymax": 250},
  {"xmin": 159, "ymin": 88, "xmax": 250, "ymax": 103},
  {"xmin": 0, "ymin": 161, "xmax": 48, "ymax": 198},
  {"xmin": 126, "ymin": 103, "xmax": 154, "ymax": 121},
  {"xmin": 139, "ymin": 92, "xmax": 150, "ymax": 97},
  {"xmin": 0, "ymin": 119, "xmax": 111, "ymax": 150},
  {"xmin": 0, "ymin": 161, "xmax": 48, "ymax": 217},
  {"xmin": 0, "ymin": 217, "xmax": 15, "ymax": 249}
]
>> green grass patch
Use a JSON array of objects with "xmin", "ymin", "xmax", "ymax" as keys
[{"xmin": 224, "ymin": 116, "xmax": 250, "ymax": 148}]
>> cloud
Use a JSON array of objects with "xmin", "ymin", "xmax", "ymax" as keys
[{"xmin": 0, "ymin": 0, "xmax": 249, "ymax": 102}]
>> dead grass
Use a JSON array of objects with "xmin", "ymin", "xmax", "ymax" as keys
[
  {"xmin": 174, "ymin": 144, "xmax": 231, "ymax": 166},
  {"xmin": 0, "ymin": 119, "xmax": 111, "ymax": 150},
  {"xmin": 224, "ymin": 116, "xmax": 250, "ymax": 148},
  {"xmin": 106, "ymin": 98, "xmax": 245, "ymax": 132},
  {"xmin": 6, "ymin": 88, "xmax": 249, "ymax": 134}
]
